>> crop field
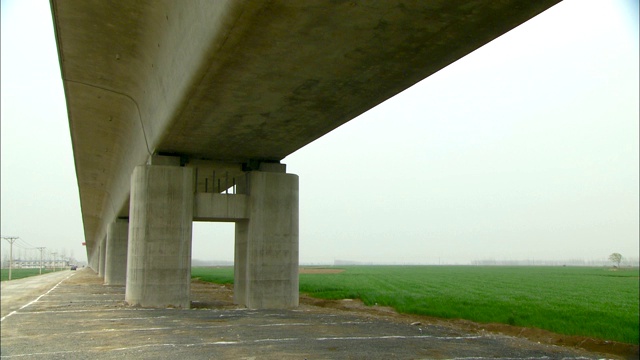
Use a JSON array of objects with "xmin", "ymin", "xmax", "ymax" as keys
[
  {"xmin": 0, "ymin": 268, "xmax": 61, "ymax": 281},
  {"xmin": 192, "ymin": 266, "xmax": 639, "ymax": 344}
]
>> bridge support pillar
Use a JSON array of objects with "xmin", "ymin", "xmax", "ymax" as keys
[
  {"xmin": 98, "ymin": 237, "xmax": 106, "ymax": 277},
  {"xmin": 125, "ymin": 165, "xmax": 194, "ymax": 308},
  {"xmin": 104, "ymin": 219, "xmax": 129, "ymax": 285},
  {"xmin": 89, "ymin": 244, "xmax": 99, "ymax": 272},
  {"xmin": 234, "ymin": 170, "xmax": 299, "ymax": 309}
]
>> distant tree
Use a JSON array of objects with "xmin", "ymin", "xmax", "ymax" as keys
[{"xmin": 608, "ymin": 253, "xmax": 622, "ymax": 268}]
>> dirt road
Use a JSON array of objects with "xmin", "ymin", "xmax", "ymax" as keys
[{"xmin": 1, "ymin": 270, "xmax": 76, "ymax": 319}]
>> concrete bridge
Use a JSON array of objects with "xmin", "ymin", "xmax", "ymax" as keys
[{"xmin": 51, "ymin": 0, "xmax": 560, "ymax": 309}]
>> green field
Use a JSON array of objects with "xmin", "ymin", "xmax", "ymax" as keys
[
  {"xmin": 1, "ymin": 268, "xmax": 64, "ymax": 281},
  {"xmin": 192, "ymin": 266, "xmax": 639, "ymax": 344}
]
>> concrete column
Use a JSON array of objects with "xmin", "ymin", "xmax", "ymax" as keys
[
  {"xmin": 89, "ymin": 244, "xmax": 99, "ymax": 272},
  {"xmin": 234, "ymin": 221, "xmax": 248, "ymax": 306},
  {"xmin": 234, "ymin": 170, "xmax": 299, "ymax": 309},
  {"xmin": 125, "ymin": 165, "xmax": 194, "ymax": 308},
  {"xmin": 98, "ymin": 237, "xmax": 106, "ymax": 277},
  {"xmin": 104, "ymin": 219, "xmax": 129, "ymax": 285}
]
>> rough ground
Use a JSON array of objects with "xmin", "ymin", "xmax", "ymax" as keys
[{"xmin": 1, "ymin": 268, "xmax": 637, "ymax": 359}]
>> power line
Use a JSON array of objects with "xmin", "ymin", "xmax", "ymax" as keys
[
  {"xmin": 16, "ymin": 238, "xmax": 38, "ymax": 249},
  {"xmin": 12, "ymin": 241, "xmax": 32, "ymax": 250}
]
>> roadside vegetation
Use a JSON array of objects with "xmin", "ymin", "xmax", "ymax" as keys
[
  {"xmin": 192, "ymin": 265, "xmax": 639, "ymax": 344},
  {"xmin": 0, "ymin": 268, "xmax": 63, "ymax": 281},
  {"xmin": 192, "ymin": 266, "xmax": 234, "ymax": 284}
]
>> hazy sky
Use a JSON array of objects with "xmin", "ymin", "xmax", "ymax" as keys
[{"xmin": 1, "ymin": 0, "xmax": 638, "ymax": 265}]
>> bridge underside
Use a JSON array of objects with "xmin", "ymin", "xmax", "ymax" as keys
[{"xmin": 51, "ymin": 0, "xmax": 560, "ymax": 308}]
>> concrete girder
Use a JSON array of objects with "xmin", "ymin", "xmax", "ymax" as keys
[{"xmin": 50, "ymin": 0, "xmax": 561, "ymax": 266}]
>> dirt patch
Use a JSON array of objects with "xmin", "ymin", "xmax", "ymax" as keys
[
  {"xmin": 190, "ymin": 280, "xmax": 639, "ymax": 359},
  {"xmin": 299, "ymin": 267, "xmax": 345, "ymax": 274},
  {"xmin": 454, "ymin": 320, "xmax": 639, "ymax": 359},
  {"xmin": 300, "ymin": 295, "xmax": 639, "ymax": 359},
  {"xmin": 190, "ymin": 279, "xmax": 240, "ymax": 309}
]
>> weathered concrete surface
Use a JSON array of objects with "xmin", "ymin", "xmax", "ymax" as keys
[
  {"xmin": 50, "ymin": 0, "xmax": 562, "ymax": 255},
  {"xmin": 104, "ymin": 219, "xmax": 128, "ymax": 285},
  {"xmin": 98, "ymin": 237, "xmax": 106, "ymax": 277},
  {"xmin": 1, "ymin": 268, "xmax": 628, "ymax": 359},
  {"xmin": 193, "ymin": 193, "xmax": 248, "ymax": 221},
  {"xmin": 125, "ymin": 165, "xmax": 193, "ymax": 308},
  {"xmin": 234, "ymin": 171, "xmax": 299, "ymax": 309}
]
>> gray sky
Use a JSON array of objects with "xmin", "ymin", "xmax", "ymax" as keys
[{"xmin": 1, "ymin": 0, "xmax": 638, "ymax": 265}]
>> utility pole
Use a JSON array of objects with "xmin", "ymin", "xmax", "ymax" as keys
[
  {"xmin": 2, "ymin": 236, "xmax": 19, "ymax": 281},
  {"xmin": 52, "ymin": 252, "xmax": 57, "ymax": 272},
  {"xmin": 36, "ymin": 247, "xmax": 45, "ymax": 274}
]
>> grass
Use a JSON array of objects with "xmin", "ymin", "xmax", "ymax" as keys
[
  {"xmin": 192, "ymin": 265, "xmax": 639, "ymax": 344},
  {"xmin": 0, "ymin": 268, "xmax": 63, "ymax": 281},
  {"xmin": 192, "ymin": 267, "xmax": 234, "ymax": 284}
]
